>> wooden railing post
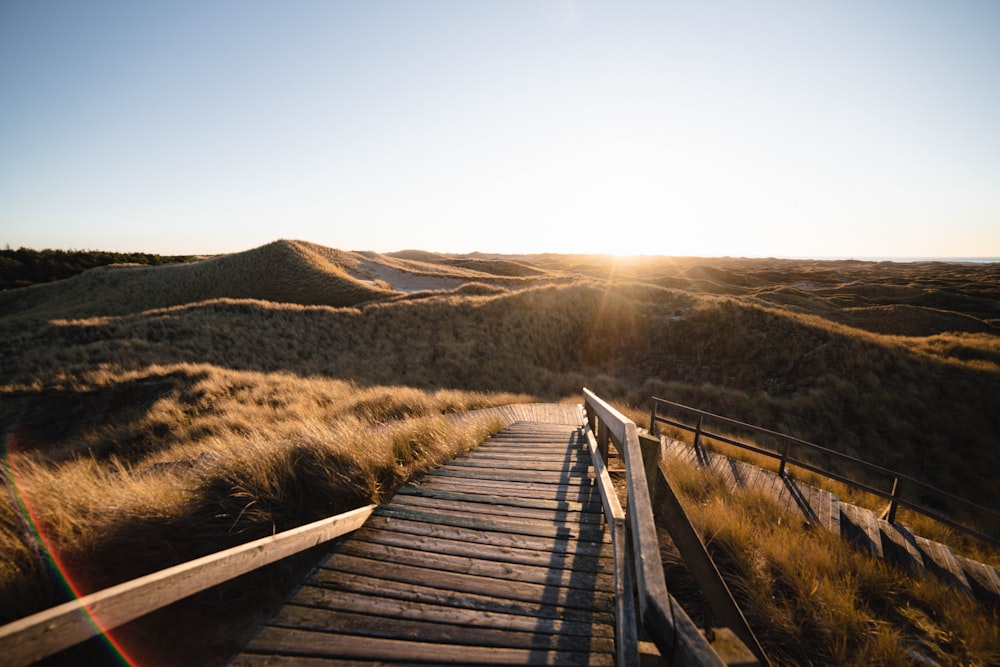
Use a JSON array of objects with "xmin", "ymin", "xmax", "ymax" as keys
[
  {"xmin": 649, "ymin": 402, "xmax": 659, "ymax": 436},
  {"xmin": 777, "ymin": 437, "xmax": 791, "ymax": 477},
  {"xmin": 597, "ymin": 420, "xmax": 610, "ymax": 464},
  {"xmin": 886, "ymin": 478, "xmax": 901, "ymax": 524},
  {"xmin": 583, "ymin": 389, "xmax": 725, "ymax": 666},
  {"xmin": 639, "ymin": 433, "xmax": 662, "ymax": 507},
  {"xmin": 647, "ymin": 458, "xmax": 768, "ymax": 665},
  {"xmin": 693, "ymin": 414, "xmax": 704, "ymax": 450}
]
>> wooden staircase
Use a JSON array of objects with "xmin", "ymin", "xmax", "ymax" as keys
[{"xmin": 660, "ymin": 436, "xmax": 1000, "ymax": 610}]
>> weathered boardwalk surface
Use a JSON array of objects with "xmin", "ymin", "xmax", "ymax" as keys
[{"xmin": 233, "ymin": 404, "xmax": 617, "ymax": 666}]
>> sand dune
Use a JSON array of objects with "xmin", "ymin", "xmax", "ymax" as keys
[{"xmin": 0, "ymin": 240, "xmax": 394, "ymax": 320}]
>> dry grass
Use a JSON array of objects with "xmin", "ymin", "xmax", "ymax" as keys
[
  {"xmin": 0, "ymin": 240, "xmax": 396, "ymax": 322},
  {"xmin": 660, "ymin": 457, "xmax": 1000, "ymax": 666},
  {"xmin": 1, "ymin": 363, "xmax": 523, "ymax": 625},
  {"xmin": 654, "ymin": 421, "xmax": 1000, "ymax": 568},
  {"xmin": 1, "ymin": 242, "xmax": 998, "ymax": 664}
]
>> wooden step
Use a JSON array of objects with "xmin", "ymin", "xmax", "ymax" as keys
[
  {"xmin": 660, "ymin": 434, "xmax": 997, "ymax": 609},
  {"xmin": 781, "ymin": 476, "xmax": 840, "ymax": 535},
  {"xmin": 878, "ymin": 521, "xmax": 925, "ymax": 575},
  {"xmin": 241, "ymin": 627, "xmax": 614, "ymax": 665},
  {"xmin": 955, "ymin": 555, "xmax": 1000, "ymax": 610},
  {"xmin": 839, "ymin": 503, "xmax": 884, "ymax": 559},
  {"xmin": 913, "ymin": 536, "xmax": 974, "ymax": 598}
]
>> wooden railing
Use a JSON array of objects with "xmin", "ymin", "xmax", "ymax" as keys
[
  {"xmin": 0, "ymin": 505, "xmax": 375, "ymax": 667},
  {"xmin": 649, "ymin": 397, "xmax": 1000, "ymax": 548},
  {"xmin": 583, "ymin": 389, "xmax": 764, "ymax": 666}
]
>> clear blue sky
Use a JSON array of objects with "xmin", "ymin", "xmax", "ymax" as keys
[{"xmin": 2, "ymin": 1, "xmax": 998, "ymax": 257}]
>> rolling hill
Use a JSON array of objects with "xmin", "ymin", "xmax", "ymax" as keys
[
  {"xmin": 2, "ymin": 240, "xmax": 998, "ymax": 664},
  {"xmin": 2, "ymin": 242, "xmax": 998, "ymax": 508}
]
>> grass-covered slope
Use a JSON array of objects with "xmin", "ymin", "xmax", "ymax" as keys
[
  {"xmin": 4, "ymin": 274, "xmax": 997, "ymax": 507},
  {"xmin": 1, "ymin": 241, "xmax": 998, "ymax": 664},
  {"xmin": 0, "ymin": 240, "xmax": 395, "ymax": 321},
  {"xmin": 659, "ymin": 456, "xmax": 1000, "ymax": 666}
]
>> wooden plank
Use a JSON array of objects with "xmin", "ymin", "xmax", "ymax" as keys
[
  {"xmin": 955, "ymin": 555, "xmax": 1000, "ymax": 609},
  {"xmin": 456, "ymin": 448, "xmax": 592, "ymax": 460},
  {"xmin": 316, "ymin": 554, "xmax": 615, "ymax": 613},
  {"xmin": 469, "ymin": 451, "xmax": 585, "ymax": 458},
  {"xmin": 477, "ymin": 435, "xmax": 584, "ymax": 444},
  {"xmin": 647, "ymin": 454, "xmax": 768, "ymax": 664},
  {"xmin": 373, "ymin": 505, "xmax": 610, "ymax": 542},
  {"xmin": 435, "ymin": 462, "xmax": 590, "ymax": 478},
  {"xmin": 446, "ymin": 458, "xmax": 593, "ymax": 472},
  {"xmin": 707, "ymin": 453, "xmax": 735, "ymax": 487},
  {"xmin": 475, "ymin": 436, "xmax": 582, "ymax": 444},
  {"xmin": 481, "ymin": 429, "xmax": 583, "ymax": 438},
  {"xmin": 479, "ymin": 431, "xmax": 584, "ymax": 439},
  {"xmin": 268, "ymin": 604, "xmax": 617, "ymax": 652},
  {"xmin": 426, "ymin": 463, "xmax": 588, "ymax": 479},
  {"xmin": 427, "ymin": 467, "xmax": 593, "ymax": 486},
  {"xmin": 812, "ymin": 486, "xmax": 841, "ymax": 535},
  {"xmin": 243, "ymin": 627, "xmax": 614, "ymax": 666},
  {"xmin": 394, "ymin": 485, "xmax": 601, "ymax": 514},
  {"xmin": 914, "ymin": 536, "xmax": 974, "ymax": 598},
  {"xmin": 440, "ymin": 459, "xmax": 590, "ymax": 474},
  {"xmin": 583, "ymin": 389, "xmax": 722, "ymax": 665},
  {"xmin": 287, "ymin": 589, "xmax": 614, "ymax": 638},
  {"xmin": 839, "ymin": 502, "xmax": 884, "ymax": 559},
  {"xmin": 663, "ymin": 439, "xmax": 699, "ymax": 469},
  {"xmin": 721, "ymin": 457, "xmax": 751, "ymax": 491},
  {"xmin": 583, "ymin": 425, "xmax": 638, "ymax": 667},
  {"xmin": 782, "ymin": 476, "xmax": 837, "ymax": 531},
  {"xmin": 361, "ymin": 515, "xmax": 613, "ymax": 558},
  {"xmin": 415, "ymin": 476, "xmax": 602, "ymax": 502},
  {"xmin": 348, "ymin": 528, "xmax": 614, "ymax": 574},
  {"xmin": 391, "ymin": 493, "xmax": 605, "ymax": 525},
  {"xmin": 304, "ymin": 571, "xmax": 616, "ymax": 624},
  {"xmin": 739, "ymin": 464, "xmax": 763, "ymax": 491},
  {"xmin": 469, "ymin": 446, "xmax": 588, "ymax": 457},
  {"xmin": 0, "ymin": 505, "xmax": 375, "ymax": 667},
  {"xmin": 330, "ymin": 540, "xmax": 614, "ymax": 592},
  {"xmin": 878, "ymin": 520, "xmax": 925, "ymax": 575}
]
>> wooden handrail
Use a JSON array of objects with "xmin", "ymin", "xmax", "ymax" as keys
[
  {"xmin": 650, "ymin": 397, "xmax": 999, "ymax": 547},
  {"xmin": 0, "ymin": 504, "xmax": 375, "ymax": 667},
  {"xmin": 583, "ymin": 388, "xmax": 726, "ymax": 666},
  {"xmin": 583, "ymin": 423, "xmax": 637, "ymax": 666}
]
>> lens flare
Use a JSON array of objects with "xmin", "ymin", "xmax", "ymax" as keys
[{"xmin": 3, "ymin": 435, "xmax": 134, "ymax": 666}]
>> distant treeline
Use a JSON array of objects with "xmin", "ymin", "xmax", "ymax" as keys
[{"xmin": 0, "ymin": 247, "xmax": 193, "ymax": 290}]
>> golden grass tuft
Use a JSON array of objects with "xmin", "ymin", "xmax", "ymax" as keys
[{"xmin": 0, "ymin": 363, "xmax": 521, "ymax": 624}]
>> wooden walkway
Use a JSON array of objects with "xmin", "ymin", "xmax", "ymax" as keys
[{"xmin": 233, "ymin": 405, "xmax": 617, "ymax": 666}]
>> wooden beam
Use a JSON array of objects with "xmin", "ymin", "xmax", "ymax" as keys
[
  {"xmin": 0, "ymin": 504, "xmax": 375, "ymax": 667},
  {"xmin": 642, "ymin": 434, "xmax": 768, "ymax": 665},
  {"xmin": 583, "ymin": 388, "xmax": 725, "ymax": 666},
  {"xmin": 583, "ymin": 424, "xmax": 638, "ymax": 667}
]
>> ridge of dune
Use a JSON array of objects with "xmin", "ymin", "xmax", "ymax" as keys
[{"xmin": 0, "ymin": 240, "xmax": 395, "ymax": 321}]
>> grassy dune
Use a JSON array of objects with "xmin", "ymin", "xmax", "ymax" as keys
[{"xmin": 1, "ymin": 240, "xmax": 998, "ymax": 664}]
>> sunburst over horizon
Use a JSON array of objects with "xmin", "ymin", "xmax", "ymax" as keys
[{"xmin": 2, "ymin": 1, "xmax": 999, "ymax": 259}]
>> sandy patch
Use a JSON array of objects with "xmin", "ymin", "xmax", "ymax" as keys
[{"xmin": 352, "ymin": 258, "xmax": 465, "ymax": 293}]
